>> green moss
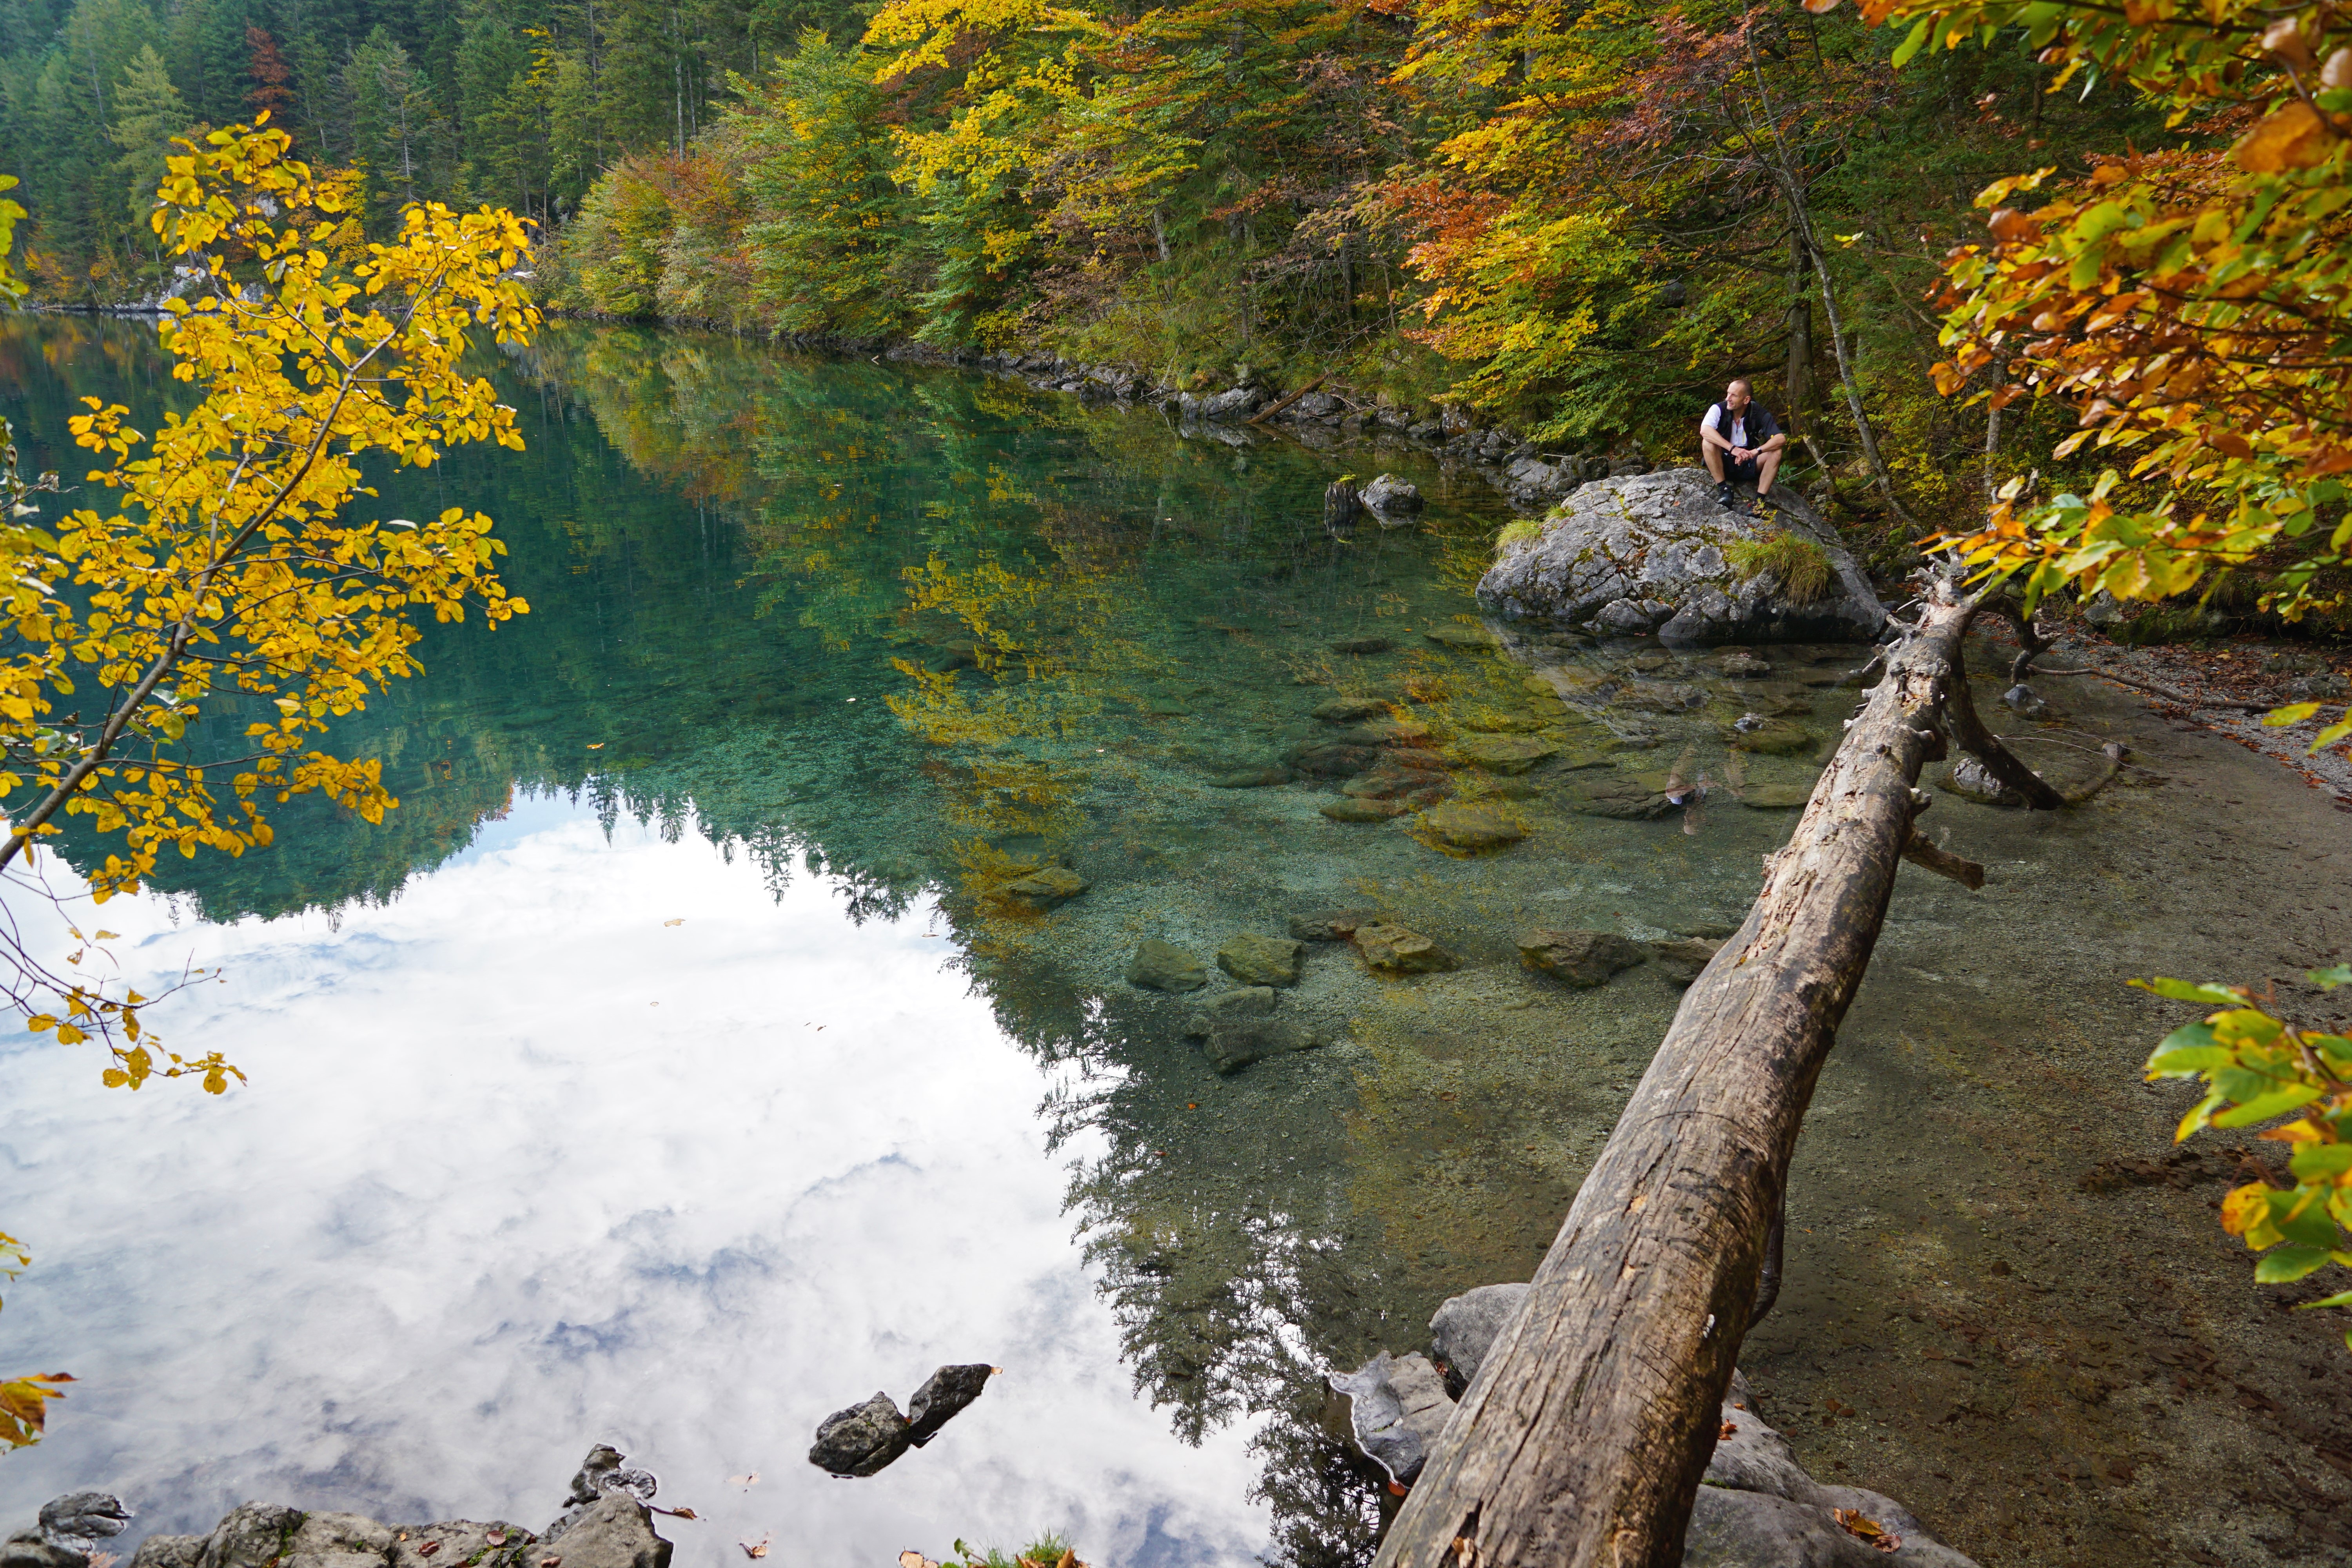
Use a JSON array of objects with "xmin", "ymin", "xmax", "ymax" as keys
[{"xmin": 1724, "ymin": 531, "xmax": 1833, "ymax": 605}]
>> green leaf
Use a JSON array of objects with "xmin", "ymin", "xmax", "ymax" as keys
[
  {"xmin": 2295, "ymin": 1288, "xmax": 2352, "ymax": 1310},
  {"xmin": 2308, "ymin": 965, "xmax": 2352, "ymax": 991},
  {"xmin": 1891, "ymin": 16, "xmax": 1932, "ymax": 67},
  {"xmin": 2147, "ymin": 1046, "xmax": 2234, "ymax": 1076},
  {"xmin": 2290, "ymin": 1144, "xmax": 2352, "ymax": 1180},
  {"xmin": 2213, "ymin": 1082, "xmax": 2325, "ymax": 1127},
  {"xmin": 2310, "ymin": 718, "xmax": 2352, "ymax": 752},
  {"xmin": 2277, "ymin": 1203, "xmax": 2344, "ymax": 1251},
  {"xmin": 2264, "ymin": 701, "xmax": 2324, "ymax": 726},
  {"xmin": 2254, "ymin": 1244, "xmax": 2332, "ymax": 1283},
  {"xmin": 2135, "ymin": 976, "xmax": 2243, "ymax": 1005}
]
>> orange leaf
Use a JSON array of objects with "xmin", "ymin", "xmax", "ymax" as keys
[
  {"xmin": 2209, "ymin": 431, "xmax": 2255, "ymax": 460},
  {"xmin": 1988, "ymin": 207, "xmax": 2039, "ymax": 243},
  {"xmin": 1802, "ymin": 0, "xmax": 1842, "ymax": 11},
  {"xmin": 2232, "ymin": 101, "xmax": 2336, "ymax": 173}
]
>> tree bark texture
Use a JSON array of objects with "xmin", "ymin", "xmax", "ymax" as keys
[{"xmin": 1373, "ymin": 588, "xmax": 1981, "ymax": 1568}]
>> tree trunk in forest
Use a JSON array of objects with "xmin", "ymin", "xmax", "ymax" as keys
[
  {"xmin": 1784, "ymin": 224, "xmax": 1816, "ymax": 441},
  {"xmin": 1373, "ymin": 578, "xmax": 2050, "ymax": 1568}
]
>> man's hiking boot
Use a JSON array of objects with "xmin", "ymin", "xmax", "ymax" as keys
[{"xmin": 1715, "ymin": 480, "xmax": 1737, "ymax": 509}]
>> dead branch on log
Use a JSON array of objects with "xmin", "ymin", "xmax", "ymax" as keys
[
  {"xmin": 1374, "ymin": 577, "xmax": 1992, "ymax": 1568},
  {"xmin": 2033, "ymin": 662, "xmax": 2278, "ymax": 712},
  {"xmin": 1902, "ymin": 830, "xmax": 1986, "ymax": 889},
  {"xmin": 1944, "ymin": 661, "xmax": 2069, "ymax": 809},
  {"xmin": 1979, "ymin": 594, "xmax": 2056, "ymax": 686},
  {"xmin": 2061, "ymin": 741, "xmax": 2129, "ymax": 804},
  {"xmin": 1247, "ymin": 374, "xmax": 1329, "ymax": 425}
]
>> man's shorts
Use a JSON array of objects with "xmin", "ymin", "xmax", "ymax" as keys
[{"xmin": 1714, "ymin": 450, "xmax": 1763, "ymax": 485}]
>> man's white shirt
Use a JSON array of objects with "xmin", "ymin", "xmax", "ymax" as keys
[{"xmin": 1702, "ymin": 403, "xmax": 1748, "ymax": 448}]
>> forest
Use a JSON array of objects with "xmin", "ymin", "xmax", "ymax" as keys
[{"xmin": 2, "ymin": 0, "xmax": 2191, "ymax": 540}]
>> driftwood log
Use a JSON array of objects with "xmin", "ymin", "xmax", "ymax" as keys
[{"xmin": 1374, "ymin": 579, "xmax": 2065, "ymax": 1568}]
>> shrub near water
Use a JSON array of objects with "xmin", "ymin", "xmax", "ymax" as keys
[{"xmin": 1724, "ymin": 531, "xmax": 1833, "ymax": 604}]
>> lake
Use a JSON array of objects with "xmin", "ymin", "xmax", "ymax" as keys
[{"xmin": 2, "ymin": 316, "xmax": 2347, "ymax": 1568}]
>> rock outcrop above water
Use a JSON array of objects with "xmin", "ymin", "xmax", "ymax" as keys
[
  {"xmin": 1478, "ymin": 469, "xmax": 1887, "ymax": 644},
  {"xmin": 1336, "ymin": 1285, "xmax": 1980, "ymax": 1565},
  {"xmin": 84, "ymin": 1452, "xmax": 671, "ymax": 1568},
  {"xmin": 809, "ymin": 1365, "xmax": 996, "ymax": 1476}
]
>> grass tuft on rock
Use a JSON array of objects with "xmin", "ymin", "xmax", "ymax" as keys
[
  {"xmin": 1495, "ymin": 517, "xmax": 1546, "ymax": 553},
  {"xmin": 1724, "ymin": 530, "xmax": 1833, "ymax": 604},
  {"xmin": 943, "ymin": 1534, "xmax": 1079, "ymax": 1568}
]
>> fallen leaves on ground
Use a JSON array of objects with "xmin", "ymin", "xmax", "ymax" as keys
[
  {"xmin": 1833, "ymin": 1509, "xmax": 1903, "ymax": 1553},
  {"xmin": 739, "ymin": 1538, "xmax": 769, "ymax": 1560}
]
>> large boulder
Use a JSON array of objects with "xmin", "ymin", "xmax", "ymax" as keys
[
  {"xmin": 808, "ymin": 1391, "xmax": 914, "ymax": 1476},
  {"xmin": 1430, "ymin": 1281, "xmax": 1528, "ymax": 1392},
  {"xmin": 1328, "ymin": 1351, "xmax": 1455, "ymax": 1486},
  {"xmin": 533, "ymin": 1500, "xmax": 668, "ymax": 1568},
  {"xmin": 1477, "ymin": 468, "xmax": 1886, "ymax": 644}
]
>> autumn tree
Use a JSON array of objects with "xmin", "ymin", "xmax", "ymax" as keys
[
  {"xmin": 245, "ymin": 24, "xmax": 296, "ymax": 122},
  {"xmin": 1799, "ymin": 0, "xmax": 2352, "ymax": 1328}
]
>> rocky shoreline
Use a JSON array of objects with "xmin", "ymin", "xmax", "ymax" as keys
[
  {"xmin": 3, "ymin": 1452, "xmax": 677, "ymax": 1568},
  {"xmin": 1335, "ymin": 1282, "xmax": 1981, "ymax": 1566}
]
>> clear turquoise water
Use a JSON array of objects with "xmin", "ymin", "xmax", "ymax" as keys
[{"xmin": 0, "ymin": 318, "xmax": 1866, "ymax": 1567}]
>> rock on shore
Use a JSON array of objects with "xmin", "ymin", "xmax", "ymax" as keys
[
  {"xmin": 1334, "ymin": 1284, "xmax": 1981, "ymax": 1565},
  {"xmin": 1477, "ymin": 469, "xmax": 1887, "ymax": 644}
]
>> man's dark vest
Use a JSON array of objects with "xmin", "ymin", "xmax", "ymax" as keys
[{"xmin": 1706, "ymin": 400, "xmax": 1780, "ymax": 449}]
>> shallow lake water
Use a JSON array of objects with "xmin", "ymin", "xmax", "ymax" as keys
[{"xmin": 2, "ymin": 318, "xmax": 2348, "ymax": 1568}]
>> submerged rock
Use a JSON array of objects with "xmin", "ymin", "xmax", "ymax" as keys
[
  {"xmin": 995, "ymin": 866, "xmax": 1088, "ymax": 910},
  {"xmin": 1519, "ymin": 929, "xmax": 1648, "ymax": 987},
  {"xmin": 1312, "ymin": 696, "xmax": 1391, "ymax": 723},
  {"xmin": 1182, "ymin": 987, "xmax": 1278, "ymax": 1034},
  {"xmin": 1420, "ymin": 803, "xmax": 1526, "ymax": 850},
  {"xmin": 1289, "ymin": 739, "xmax": 1380, "ymax": 778},
  {"xmin": 1454, "ymin": 735, "xmax": 1559, "ymax": 774},
  {"xmin": 1199, "ymin": 1016, "xmax": 1323, "ymax": 1074},
  {"xmin": 1206, "ymin": 766, "xmax": 1289, "ymax": 788},
  {"xmin": 1425, "ymin": 624, "xmax": 1503, "ymax": 650},
  {"xmin": 1354, "ymin": 924, "xmax": 1460, "ymax": 974},
  {"xmin": 1648, "ymin": 936, "xmax": 1724, "ymax": 985},
  {"xmin": 809, "ymin": 1392, "xmax": 914, "ymax": 1477},
  {"xmin": 1740, "ymin": 783, "xmax": 1813, "ymax": 809},
  {"xmin": 1328, "ymin": 1351, "xmax": 1455, "ymax": 1486},
  {"xmin": 1321, "ymin": 797, "xmax": 1402, "ymax": 822},
  {"xmin": 1288, "ymin": 910, "xmax": 1377, "ymax": 942},
  {"xmin": 1559, "ymin": 776, "xmax": 1678, "ymax": 820},
  {"xmin": 1329, "ymin": 634, "xmax": 1396, "ymax": 656},
  {"xmin": 1217, "ymin": 933, "xmax": 1304, "ymax": 987},
  {"xmin": 1128, "ymin": 939, "xmax": 1209, "ymax": 993},
  {"xmin": 1478, "ymin": 468, "xmax": 1886, "ymax": 644},
  {"xmin": 1725, "ymin": 719, "xmax": 1815, "ymax": 756}
]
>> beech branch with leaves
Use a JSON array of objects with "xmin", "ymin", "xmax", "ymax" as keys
[
  {"xmin": 2143, "ymin": 971, "xmax": 2352, "ymax": 1343},
  {"xmin": 0, "ymin": 121, "xmax": 538, "ymax": 1089}
]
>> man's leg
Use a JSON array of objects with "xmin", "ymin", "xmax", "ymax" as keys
[
  {"xmin": 1755, "ymin": 447, "xmax": 1782, "ymax": 497},
  {"xmin": 1701, "ymin": 443, "xmax": 1726, "ymax": 482}
]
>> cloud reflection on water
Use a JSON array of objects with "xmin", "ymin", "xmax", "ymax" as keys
[{"xmin": 0, "ymin": 801, "xmax": 1268, "ymax": 1566}]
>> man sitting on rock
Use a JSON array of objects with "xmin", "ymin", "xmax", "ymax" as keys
[{"xmin": 1699, "ymin": 378, "xmax": 1786, "ymax": 511}]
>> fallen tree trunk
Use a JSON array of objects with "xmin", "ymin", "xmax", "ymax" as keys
[{"xmin": 1374, "ymin": 579, "xmax": 2017, "ymax": 1568}]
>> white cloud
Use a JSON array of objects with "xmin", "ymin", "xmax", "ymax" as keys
[{"xmin": 0, "ymin": 809, "xmax": 1269, "ymax": 1567}]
